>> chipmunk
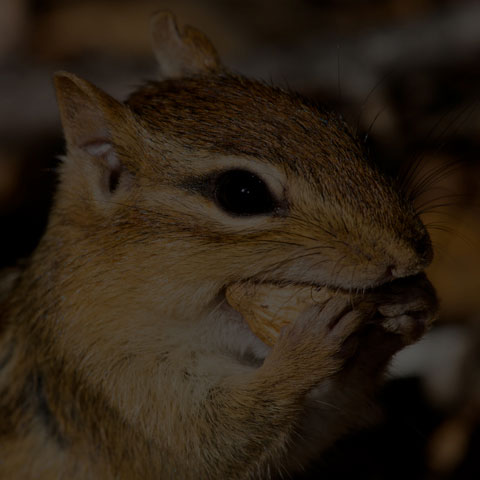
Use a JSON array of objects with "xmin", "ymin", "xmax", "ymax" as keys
[{"xmin": 0, "ymin": 12, "xmax": 438, "ymax": 480}]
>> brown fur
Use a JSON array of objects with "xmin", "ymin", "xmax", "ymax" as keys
[{"xmin": 0, "ymin": 13, "xmax": 438, "ymax": 479}]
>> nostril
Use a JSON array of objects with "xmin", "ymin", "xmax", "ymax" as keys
[
  {"xmin": 390, "ymin": 262, "xmax": 424, "ymax": 279},
  {"xmin": 386, "ymin": 264, "xmax": 396, "ymax": 278}
]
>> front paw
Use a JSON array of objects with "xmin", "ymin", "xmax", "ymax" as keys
[
  {"xmin": 370, "ymin": 273, "xmax": 439, "ymax": 345},
  {"xmin": 262, "ymin": 296, "xmax": 372, "ymax": 389}
]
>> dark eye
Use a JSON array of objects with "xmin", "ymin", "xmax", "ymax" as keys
[{"xmin": 214, "ymin": 170, "xmax": 276, "ymax": 216}]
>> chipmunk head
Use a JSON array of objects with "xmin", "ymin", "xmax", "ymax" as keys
[{"xmin": 52, "ymin": 12, "xmax": 432, "ymax": 328}]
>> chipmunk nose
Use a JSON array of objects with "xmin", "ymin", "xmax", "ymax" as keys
[
  {"xmin": 385, "ymin": 235, "xmax": 433, "ymax": 280},
  {"xmin": 389, "ymin": 254, "xmax": 430, "ymax": 279},
  {"xmin": 390, "ymin": 264, "xmax": 419, "ymax": 279},
  {"xmin": 388, "ymin": 225, "xmax": 434, "ymax": 280}
]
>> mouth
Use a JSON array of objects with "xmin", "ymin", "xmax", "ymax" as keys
[
  {"xmin": 224, "ymin": 263, "xmax": 409, "ymax": 305},
  {"xmin": 230, "ymin": 277, "xmax": 381, "ymax": 296}
]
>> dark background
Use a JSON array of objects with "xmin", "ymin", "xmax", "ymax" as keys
[{"xmin": 1, "ymin": 1, "xmax": 479, "ymax": 478}]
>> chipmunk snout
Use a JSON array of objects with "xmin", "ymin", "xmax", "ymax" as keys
[{"xmin": 389, "ymin": 231, "xmax": 433, "ymax": 280}]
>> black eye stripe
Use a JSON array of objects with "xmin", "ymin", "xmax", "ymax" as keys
[{"xmin": 213, "ymin": 169, "xmax": 277, "ymax": 216}]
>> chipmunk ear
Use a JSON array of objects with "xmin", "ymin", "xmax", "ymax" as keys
[
  {"xmin": 53, "ymin": 71, "xmax": 126, "ymax": 151},
  {"xmin": 150, "ymin": 11, "xmax": 222, "ymax": 79},
  {"xmin": 54, "ymin": 72, "xmax": 132, "ymax": 196}
]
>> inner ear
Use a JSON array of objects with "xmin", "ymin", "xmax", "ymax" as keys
[{"xmin": 83, "ymin": 140, "xmax": 123, "ymax": 195}]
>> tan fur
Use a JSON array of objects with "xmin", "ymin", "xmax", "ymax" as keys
[{"xmin": 0, "ymin": 12, "xmax": 438, "ymax": 479}]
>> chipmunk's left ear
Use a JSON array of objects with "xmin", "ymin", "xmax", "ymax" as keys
[
  {"xmin": 53, "ymin": 72, "xmax": 127, "ymax": 152},
  {"xmin": 53, "ymin": 72, "xmax": 135, "ymax": 199},
  {"xmin": 150, "ymin": 11, "xmax": 223, "ymax": 79}
]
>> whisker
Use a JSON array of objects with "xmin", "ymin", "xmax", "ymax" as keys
[
  {"xmin": 253, "ymin": 250, "xmax": 330, "ymax": 285},
  {"xmin": 330, "ymin": 255, "xmax": 347, "ymax": 288},
  {"xmin": 399, "ymin": 100, "xmax": 479, "ymax": 198},
  {"xmin": 411, "ymin": 161, "xmax": 463, "ymax": 202},
  {"xmin": 415, "ymin": 192, "xmax": 467, "ymax": 215},
  {"xmin": 288, "ymin": 214, "xmax": 338, "ymax": 240},
  {"xmin": 363, "ymin": 107, "xmax": 386, "ymax": 143},
  {"xmin": 355, "ymin": 72, "xmax": 393, "ymax": 136},
  {"xmin": 427, "ymin": 224, "xmax": 478, "ymax": 249}
]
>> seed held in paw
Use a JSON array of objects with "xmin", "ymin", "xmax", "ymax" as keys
[{"xmin": 225, "ymin": 283, "xmax": 335, "ymax": 346}]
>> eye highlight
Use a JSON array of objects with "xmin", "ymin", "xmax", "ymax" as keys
[{"xmin": 213, "ymin": 169, "xmax": 277, "ymax": 216}]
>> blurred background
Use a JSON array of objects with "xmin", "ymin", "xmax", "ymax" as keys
[{"xmin": 1, "ymin": 0, "xmax": 479, "ymax": 478}]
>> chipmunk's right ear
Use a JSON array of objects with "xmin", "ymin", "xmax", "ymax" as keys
[{"xmin": 150, "ymin": 11, "xmax": 223, "ymax": 79}]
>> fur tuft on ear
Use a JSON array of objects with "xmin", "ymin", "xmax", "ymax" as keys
[{"xmin": 150, "ymin": 11, "xmax": 222, "ymax": 79}]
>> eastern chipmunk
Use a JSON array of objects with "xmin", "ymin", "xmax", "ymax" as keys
[{"xmin": 0, "ymin": 12, "xmax": 438, "ymax": 479}]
